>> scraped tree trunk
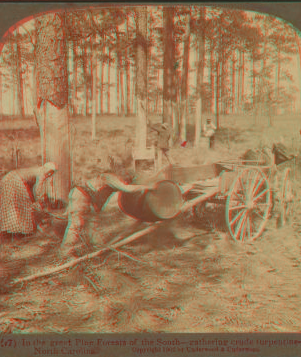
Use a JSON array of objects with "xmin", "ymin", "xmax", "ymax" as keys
[
  {"xmin": 135, "ymin": 7, "xmax": 148, "ymax": 152},
  {"xmin": 194, "ymin": 8, "xmax": 206, "ymax": 147},
  {"xmin": 35, "ymin": 13, "xmax": 71, "ymax": 205}
]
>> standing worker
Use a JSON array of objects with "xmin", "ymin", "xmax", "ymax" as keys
[
  {"xmin": 149, "ymin": 122, "xmax": 173, "ymax": 169},
  {"xmin": 204, "ymin": 118, "xmax": 216, "ymax": 149}
]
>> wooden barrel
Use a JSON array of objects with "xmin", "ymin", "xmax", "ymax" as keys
[{"xmin": 118, "ymin": 180, "xmax": 183, "ymax": 222}]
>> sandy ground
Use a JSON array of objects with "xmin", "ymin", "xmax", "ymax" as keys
[{"xmin": 0, "ymin": 112, "xmax": 301, "ymax": 333}]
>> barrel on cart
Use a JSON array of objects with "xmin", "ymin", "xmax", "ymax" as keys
[{"xmin": 119, "ymin": 144, "xmax": 295, "ymax": 243}]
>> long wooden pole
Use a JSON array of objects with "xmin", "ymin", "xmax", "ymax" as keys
[{"xmin": 12, "ymin": 223, "xmax": 161, "ymax": 285}]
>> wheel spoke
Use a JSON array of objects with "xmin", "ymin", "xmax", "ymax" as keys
[
  {"xmin": 253, "ymin": 177, "xmax": 264, "ymax": 196},
  {"xmin": 234, "ymin": 211, "xmax": 247, "ymax": 239},
  {"xmin": 248, "ymin": 171, "xmax": 259, "ymax": 197},
  {"xmin": 230, "ymin": 209, "xmax": 245, "ymax": 226},
  {"xmin": 253, "ymin": 208, "xmax": 265, "ymax": 220},
  {"xmin": 229, "ymin": 204, "xmax": 246, "ymax": 211},
  {"xmin": 227, "ymin": 168, "xmax": 270, "ymax": 243},
  {"xmin": 253, "ymin": 187, "xmax": 269, "ymax": 203},
  {"xmin": 233, "ymin": 190, "xmax": 246, "ymax": 204},
  {"xmin": 240, "ymin": 213, "xmax": 248, "ymax": 241}
]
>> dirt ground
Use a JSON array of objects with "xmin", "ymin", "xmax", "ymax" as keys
[{"xmin": 0, "ymin": 112, "xmax": 301, "ymax": 333}]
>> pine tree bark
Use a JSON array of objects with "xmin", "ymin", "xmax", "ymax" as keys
[
  {"xmin": 232, "ymin": 51, "xmax": 236, "ymax": 114},
  {"xmin": 135, "ymin": 6, "xmax": 148, "ymax": 152},
  {"xmin": 107, "ymin": 45, "xmax": 111, "ymax": 114},
  {"xmin": 15, "ymin": 31, "xmax": 25, "ymax": 118},
  {"xmin": 163, "ymin": 7, "xmax": 175, "ymax": 126},
  {"xmin": 116, "ymin": 32, "xmax": 120, "ymax": 115},
  {"xmin": 179, "ymin": 15, "xmax": 191, "ymax": 143},
  {"xmin": 35, "ymin": 13, "xmax": 71, "ymax": 205},
  {"xmin": 126, "ymin": 17, "xmax": 131, "ymax": 116},
  {"xmin": 210, "ymin": 48, "xmax": 215, "ymax": 115},
  {"xmin": 72, "ymin": 41, "xmax": 77, "ymax": 116},
  {"xmin": 91, "ymin": 35, "xmax": 97, "ymax": 141},
  {"xmin": 294, "ymin": 32, "xmax": 301, "ymax": 113},
  {"xmin": 241, "ymin": 51, "xmax": 245, "ymax": 113},
  {"xmin": 194, "ymin": 8, "xmax": 206, "ymax": 147},
  {"xmin": 0, "ymin": 70, "xmax": 2, "ymax": 120},
  {"xmin": 101, "ymin": 35, "xmax": 105, "ymax": 115}
]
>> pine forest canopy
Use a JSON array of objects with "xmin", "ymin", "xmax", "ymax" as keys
[{"xmin": 0, "ymin": 5, "xmax": 300, "ymax": 124}]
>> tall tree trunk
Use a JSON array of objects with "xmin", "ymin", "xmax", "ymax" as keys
[
  {"xmin": 0, "ymin": 70, "xmax": 2, "ymax": 119},
  {"xmin": 214, "ymin": 58, "xmax": 220, "ymax": 129},
  {"xmin": 35, "ymin": 13, "xmax": 71, "ymax": 205},
  {"xmin": 135, "ymin": 6, "xmax": 148, "ymax": 151},
  {"xmin": 119, "ymin": 50, "xmax": 125, "ymax": 116},
  {"xmin": 163, "ymin": 7, "xmax": 174, "ymax": 126},
  {"xmin": 210, "ymin": 48, "xmax": 215, "ymax": 114},
  {"xmin": 15, "ymin": 31, "xmax": 25, "ymax": 118},
  {"xmin": 83, "ymin": 40, "xmax": 88, "ymax": 117},
  {"xmin": 107, "ymin": 45, "xmax": 111, "ymax": 114},
  {"xmin": 179, "ymin": 15, "xmax": 191, "ymax": 143},
  {"xmin": 194, "ymin": 8, "xmax": 205, "ymax": 147},
  {"xmin": 116, "ymin": 32, "xmax": 120, "ymax": 115},
  {"xmin": 232, "ymin": 51, "xmax": 236, "ymax": 114},
  {"xmin": 252, "ymin": 49, "xmax": 256, "ymax": 109},
  {"xmin": 132, "ymin": 67, "xmax": 135, "ymax": 114},
  {"xmin": 237, "ymin": 49, "xmax": 241, "ymax": 112},
  {"xmin": 155, "ymin": 69, "xmax": 160, "ymax": 114},
  {"xmin": 241, "ymin": 51, "xmax": 245, "ymax": 113},
  {"xmin": 91, "ymin": 36, "xmax": 97, "ymax": 141},
  {"xmin": 100, "ymin": 35, "xmax": 105, "ymax": 115},
  {"xmin": 126, "ymin": 17, "xmax": 131, "ymax": 116},
  {"xmin": 72, "ymin": 41, "xmax": 77, "ymax": 116},
  {"xmin": 67, "ymin": 40, "xmax": 73, "ymax": 116},
  {"xmin": 294, "ymin": 32, "xmax": 301, "ymax": 113}
]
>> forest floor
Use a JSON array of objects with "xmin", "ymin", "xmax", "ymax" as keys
[{"xmin": 1, "ymin": 112, "xmax": 301, "ymax": 333}]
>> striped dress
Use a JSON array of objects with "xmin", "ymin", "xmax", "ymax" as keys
[{"xmin": 0, "ymin": 168, "xmax": 42, "ymax": 234}]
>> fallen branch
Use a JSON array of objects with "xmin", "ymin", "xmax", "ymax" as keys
[
  {"xmin": 108, "ymin": 247, "xmax": 148, "ymax": 264},
  {"xmin": 12, "ymin": 222, "xmax": 161, "ymax": 286}
]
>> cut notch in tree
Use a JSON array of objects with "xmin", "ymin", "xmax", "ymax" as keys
[{"xmin": 35, "ymin": 13, "xmax": 71, "ymax": 205}]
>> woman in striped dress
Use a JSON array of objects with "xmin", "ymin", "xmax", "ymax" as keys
[{"xmin": 0, "ymin": 162, "xmax": 58, "ymax": 236}]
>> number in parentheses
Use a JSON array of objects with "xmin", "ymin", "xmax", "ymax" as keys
[{"xmin": 1, "ymin": 338, "xmax": 14, "ymax": 348}]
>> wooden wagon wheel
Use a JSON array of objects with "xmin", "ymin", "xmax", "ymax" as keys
[
  {"xmin": 279, "ymin": 168, "xmax": 294, "ymax": 227},
  {"xmin": 226, "ymin": 168, "xmax": 272, "ymax": 242}
]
